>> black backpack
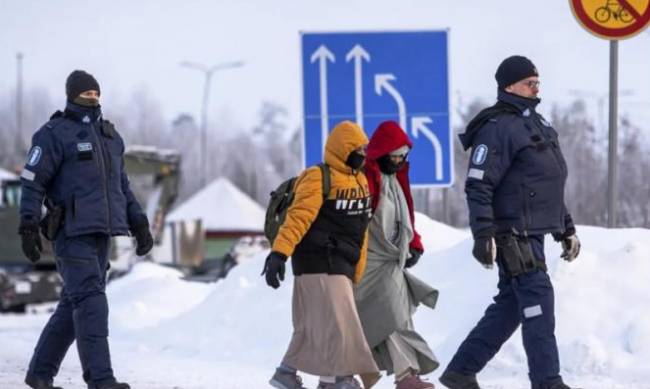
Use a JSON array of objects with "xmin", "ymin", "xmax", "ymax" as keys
[{"xmin": 264, "ymin": 163, "xmax": 330, "ymax": 245}]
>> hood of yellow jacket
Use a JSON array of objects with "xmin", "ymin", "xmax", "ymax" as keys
[{"xmin": 324, "ymin": 121, "xmax": 369, "ymax": 173}]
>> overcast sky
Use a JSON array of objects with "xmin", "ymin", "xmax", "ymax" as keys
[{"xmin": 1, "ymin": 0, "xmax": 649, "ymax": 135}]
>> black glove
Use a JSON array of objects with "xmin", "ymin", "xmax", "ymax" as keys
[
  {"xmin": 560, "ymin": 234, "xmax": 581, "ymax": 262},
  {"xmin": 472, "ymin": 228, "xmax": 496, "ymax": 269},
  {"xmin": 261, "ymin": 251, "xmax": 287, "ymax": 289},
  {"xmin": 131, "ymin": 218, "xmax": 154, "ymax": 256},
  {"xmin": 19, "ymin": 219, "xmax": 43, "ymax": 263},
  {"xmin": 552, "ymin": 214, "xmax": 580, "ymax": 262},
  {"xmin": 405, "ymin": 247, "xmax": 423, "ymax": 268}
]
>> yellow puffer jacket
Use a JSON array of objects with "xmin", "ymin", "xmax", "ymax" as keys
[{"xmin": 272, "ymin": 121, "xmax": 371, "ymax": 283}]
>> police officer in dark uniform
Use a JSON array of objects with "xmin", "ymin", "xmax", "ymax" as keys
[
  {"xmin": 439, "ymin": 56, "xmax": 581, "ymax": 389},
  {"xmin": 18, "ymin": 70, "xmax": 154, "ymax": 389}
]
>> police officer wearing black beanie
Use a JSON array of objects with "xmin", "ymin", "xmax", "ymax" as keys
[
  {"xmin": 439, "ymin": 57, "xmax": 580, "ymax": 389},
  {"xmin": 66, "ymin": 70, "xmax": 101, "ymax": 103},
  {"xmin": 494, "ymin": 55, "xmax": 538, "ymax": 90},
  {"xmin": 19, "ymin": 70, "xmax": 154, "ymax": 389}
]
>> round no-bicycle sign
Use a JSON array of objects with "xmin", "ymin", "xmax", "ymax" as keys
[{"xmin": 570, "ymin": 0, "xmax": 650, "ymax": 39}]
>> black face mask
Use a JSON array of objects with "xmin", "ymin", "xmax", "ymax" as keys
[
  {"xmin": 377, "ymin": 154, "xmax": 406, "ymax": 175},
  {"xmin": 345, "ymin": 151, "xmax": 366, "ymax": 171},
  {"xmin": 73, "ymin": 96, "xmax": 100, "ymax": 108}
]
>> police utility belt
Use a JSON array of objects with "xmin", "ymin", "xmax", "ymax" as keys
[
  {"xmin": 39, "ymin": 198, "xmax": 64, "ymax": 241},
  {"xmin": 495, "ymin": 232, "xmax": 547, "ymax": 277}
]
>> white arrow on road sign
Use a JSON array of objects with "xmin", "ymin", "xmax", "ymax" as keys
[
  {"xmin": 375, "ymin": 73, "xmax": 406, "ymax": 132},
  {"xmin": 302, "ymin": 31, "xmax": 451, "ymax": 187},
  {"xmin": 311, "ymin": 45, "xmax": 336, "ymax": 156},
  {"xmin": 411, "ymin": 116, "xmax": 443, "ymax": 181},
  {"xmin": 346, "ymin": 44, "xmax": 370, "ymax": 129}
]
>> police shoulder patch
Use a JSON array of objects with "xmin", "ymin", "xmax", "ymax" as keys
[
  {"xmin": 27, "ymin": 146, "xmax": 42, "ymax": 166},
  {"xmin": 472, "ymin": 144, "xmax": 489, "ymax": 165}
]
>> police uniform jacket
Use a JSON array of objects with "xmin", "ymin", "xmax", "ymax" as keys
[
  {"xmin": 459, "ymin": 90, "xmax": 573, "ymax": 238},
  {"xmin": 20, "ymin": 102, "xmax": 146, "ymax": 237}
]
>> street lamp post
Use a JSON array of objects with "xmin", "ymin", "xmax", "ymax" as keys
[{"xmin": 180, "ymin": 60, "xmax": 244, "ymax": 188}]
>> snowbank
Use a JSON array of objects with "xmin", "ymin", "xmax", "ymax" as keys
[
  {"xmin": 414, "ymin": 211, "xmax": 467, "ymax": 252},
  {"xmin": 107, "ymin": 262, "xmax": 215, "ymax": 331}
]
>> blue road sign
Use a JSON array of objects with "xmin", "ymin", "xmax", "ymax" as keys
[{"xmin": 301, "ymin": 30, "xmax": 452, "ymax": 187}]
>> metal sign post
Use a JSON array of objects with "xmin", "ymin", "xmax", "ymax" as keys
[{"xmin": 607, "ymin": 40, "xmax": 618, "ymax": 228}]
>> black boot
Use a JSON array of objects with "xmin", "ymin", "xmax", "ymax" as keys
[
  {"xmin": 533, "ymin": 380, "xmax": 575, "ymax": 389},
  {"xmin": 25, "ymin": 375, "xmax": 63, "ymax": 389},
  {"xmin": 439, "ymin": 370, "xmax": 480, "ymax": 389},
  {"xmin": 548, "ymin": 382, "xmax": 572, "ymax": 389},
  {"xmin": 90, "ymin": 382, "xmax": 130, "ymax": 389}
]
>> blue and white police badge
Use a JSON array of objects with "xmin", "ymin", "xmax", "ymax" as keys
[
  {"xmin": 27, "ymin": 146, "xmax": 42, "ymax": 166},
  {"xmin": 472, "ymin": 144, "xmax": 488, "ymax": 165}
]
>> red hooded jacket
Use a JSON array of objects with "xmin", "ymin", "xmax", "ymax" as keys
[{"xmin": 365, "ymin": 120, "xmax": 424, "ymax": 253}]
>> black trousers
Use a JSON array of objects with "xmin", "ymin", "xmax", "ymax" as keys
[{"xmin": 27, "ymin": 233, "xmax": 115, "ymax": 387}]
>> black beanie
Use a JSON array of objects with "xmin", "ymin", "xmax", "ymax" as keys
[
  {"xmin": 66, "ymin": 70, "xmax": 100, "ymax": 100},
  {"xmin": 495, "ymin": 56, "xmax": 538, "ymax": 89}
]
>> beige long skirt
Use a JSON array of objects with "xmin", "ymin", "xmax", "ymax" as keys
[{"xmin": 282, "ymin": 274, "xmax": 380, "ymax": 388}]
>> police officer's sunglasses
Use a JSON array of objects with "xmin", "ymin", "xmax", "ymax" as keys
[{"xmin": 522, "ymin": 80, "xmax": 540, "ymax": 89}]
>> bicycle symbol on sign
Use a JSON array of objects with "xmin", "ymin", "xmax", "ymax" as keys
[{"xmin": 595, "ymin": 0, "xmax": 636, "ymax": 23}]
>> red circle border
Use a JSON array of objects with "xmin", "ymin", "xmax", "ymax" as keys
[{"xmin": 570, "ymin": 0, "xmax": 650, "ymax": 39}]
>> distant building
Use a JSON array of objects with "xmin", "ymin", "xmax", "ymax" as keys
[{"xmin": 166, "ymin": 177, "xmax": 265, "ymax": 260}]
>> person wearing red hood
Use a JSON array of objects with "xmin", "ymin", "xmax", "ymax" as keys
[{"xmin": 354, "ymin": 121, "xmax": 440, "ymax": 389}]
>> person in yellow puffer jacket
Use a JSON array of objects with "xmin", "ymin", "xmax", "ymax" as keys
[{"xmin": 263, "ymin": 121, "xmax": 381, "ymax": 389}]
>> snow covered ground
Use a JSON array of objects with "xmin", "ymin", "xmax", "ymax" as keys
[{"xmin": 2, "ymin": 214, "xmax": 650, "ymax": 388}]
